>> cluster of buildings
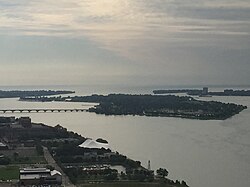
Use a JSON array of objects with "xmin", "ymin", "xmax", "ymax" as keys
[
  {"xmin": 0, "ymin": 117, "xmax": 32, "ymax": 149},
  {"xmin": 19, "ymin": 168, "xmax": 62, "ymax": 186},
  {"xmin": 0, "ymin": 116, "xmax": 32, "ymax": 128},
  {"xmin": 0, "ymin": 116, "xmax": 61, "ymax": 186}
]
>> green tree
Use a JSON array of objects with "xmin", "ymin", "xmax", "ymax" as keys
[
  {"xmin": 0, "ymin": 156, "xmax": 10, "ymax": 165},
  {"xmin": 36, "ymin": 144, "xmax": 44, "ymax": 155},
  {"xmin": 13, "ymin": 152, "xmax": 19, "ymax": 161},
  {"xmin": 156, "ymin": 168, "xmax": 168, "ymax": 178}
]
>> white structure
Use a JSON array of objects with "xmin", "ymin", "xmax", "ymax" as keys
[
  {"xmin": 0, "ymin": 142, "xmax": 8, "ymax": 150},
  {"xmin": 50, "ymin": 170, "xmax": 63, "ymax": 184},
  {"xmin": 19, "ymin": 168, "xmax": 62, "ymax": 186},
  {"xmin": 202, "ymin": 87, "xmax": 209, "ymax": 95},
  {"xmin": 79, "ymin": 139, "xmax": 110, "ymax": 149},
  {"xmin": 0, "ymin": 142, "xmax": 7, "ymax": 147}
]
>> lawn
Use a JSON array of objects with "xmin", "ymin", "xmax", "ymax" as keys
[
  {"xmin": 0, "ymin": 166, "xmax": 19, "ymax": 180},
  {"xmin": 78, "ymin": 182, "xmax": 175, "ymax": 187},
  {"xmin": 11, "ymin": 156, "xmax": 47, "ymax": 164}
]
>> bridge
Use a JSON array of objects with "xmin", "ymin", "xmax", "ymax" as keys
[{"xmin": 0, "ymin": 109, "xmax": 88, "ymax": 113}]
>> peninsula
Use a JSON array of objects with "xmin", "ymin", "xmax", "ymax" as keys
[
  {"xmin": 20, "ymin": 94, "xmax": 247, "ymax": 120},
  {"xmin": 0, "ymin": 116, "xmax": 188, "ymax": 187}
]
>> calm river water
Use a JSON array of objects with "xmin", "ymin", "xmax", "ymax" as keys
[{"xmin": 0, "ymin": 85, "xmax": 250, "ymax": 187}]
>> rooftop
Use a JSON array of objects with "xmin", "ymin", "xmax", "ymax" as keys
[
  {"xmin": 20, "ymin": 168, "xmax": 51, "ymax": 175},
  {"xmin": 0, "ymin": 142, "xmax": 7, "ymax": 147},
  {"xmin": 20, "ymin": 168, "xmax": 62, "ymax": 180},
  {"xmin": 79, "ymin": 139, "xmax": 110, "ymax": 149}
]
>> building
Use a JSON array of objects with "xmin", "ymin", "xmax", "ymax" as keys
[
  {"xmin": 83, "ymin": 152, "xmax": 98, "ymax": 159},
  {"xmin": 19, "ymin": 168, "xmax": 62, "ymax": 186},
  {"xmin": 18, "ymin": 117, "xmax": 32, "ymax": 128},
  {"xmin": 202, "ymin": 87, "xmax": 209, "ymax": 95},
  {"xmin": 79, "ymin": 139, "xmax": 110, "ymax": 149},
  {"xmin": 0, "ymin": 142, "xmax": 8, "ymax": 150},
  {"xmin": 0, "ymin": 116, "xmax": 15, "ymax": 125},
  {"xmin": 103, "ymin": 152, "xmax": 116, "ymax": 158}
]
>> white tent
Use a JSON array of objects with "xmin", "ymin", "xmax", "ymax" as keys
[{"xmin": 79, "ymin": 139, "xmax": 110, "ymax": 149}]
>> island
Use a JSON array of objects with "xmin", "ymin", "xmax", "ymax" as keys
[
  {"xmin": 0, "ymin": 90, "xmax": 75, "ymax": 98},
  {"xmin": 20, "ymin": 94, "xmax": 247, "ymax": 120},
  {"xmin": 0, "ymin": 116, "xmax": 188, "ymax": 187},
  {"xmin": 153, "ymin": 88, "xmax": 250, "ymax": 97}
]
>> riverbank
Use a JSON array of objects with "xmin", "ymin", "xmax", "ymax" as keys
[{"xmin": 0, "ymin": 117, "xmax": 188, "ymax": 187}]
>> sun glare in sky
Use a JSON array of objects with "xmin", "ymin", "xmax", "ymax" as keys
[{"xmin": 0, "ymin": 0, "xmax": 249, "ymax": 86}]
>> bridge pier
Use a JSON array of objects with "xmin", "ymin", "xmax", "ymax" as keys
[{"xmin": 0, "ymin": 109, "xmax": 86, "ymax": 113}]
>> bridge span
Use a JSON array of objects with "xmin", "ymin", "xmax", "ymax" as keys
[{"xmin": 0, "ymin": 109, "xmax": 88, "ymax": 113}]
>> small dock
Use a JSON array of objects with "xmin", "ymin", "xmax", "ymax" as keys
[{"xmin": 0, "ymin": 109, "xmax": 87, "ymax": 113}]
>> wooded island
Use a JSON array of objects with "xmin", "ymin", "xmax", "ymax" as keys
[{"xmin": 20, "ymin": 94, "xmax": 247, "ymax": 120}]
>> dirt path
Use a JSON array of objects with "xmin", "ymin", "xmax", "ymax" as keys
[{"xmin": 43, "ymin": 146, "xmax": 75, "ymax": 187}]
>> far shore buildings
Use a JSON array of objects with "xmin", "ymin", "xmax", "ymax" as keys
[
  {"xmin": 202, "ymin": 87, "xmax": 209, "ymax": 95},
  {"xmin": 19, "ymin": 168, "xmax": 62, "ymax": 186}
]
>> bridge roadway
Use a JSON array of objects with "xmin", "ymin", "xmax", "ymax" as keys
[{"xmin": 0, "ymin": 108, "xmax": 88, "ymax": 113}]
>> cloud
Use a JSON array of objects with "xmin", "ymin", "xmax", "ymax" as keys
[
  {"xmin": 0, "ymin": 0, "xmax": 249, "ymax": 86},
  {"xmin": 1, "ymin": 0, "xmax": 249, "ymax": 37},
  {"xmin": 0, "ymin": 0, "xmax": 249, "ymax": 52}
]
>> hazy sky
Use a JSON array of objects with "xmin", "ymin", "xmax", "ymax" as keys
[{"xmin": 0, "ymin": 0, "xmax": 249, "ymax": 86}]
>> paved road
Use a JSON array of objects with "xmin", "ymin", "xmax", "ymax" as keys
[{"xmin": 43, "ymin": 147, "xmax": 75, "ymax": 187}]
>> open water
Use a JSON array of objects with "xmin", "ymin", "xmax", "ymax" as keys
[{"xmin": 0, "ymin": 85, "xmax": 250, "ymax": 187}]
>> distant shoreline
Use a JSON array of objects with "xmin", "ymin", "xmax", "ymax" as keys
[
  {"xmin": 0, "ymin": 90, "xmax": 75, "ymax": 98},
  {"xmin": 153, "ymin": 88, "xmax": 250, "ymax": 97}
]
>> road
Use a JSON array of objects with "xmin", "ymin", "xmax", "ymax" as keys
[{"xmin": 43, "ymin": 146, "xmax": 76, "ymax": 187}]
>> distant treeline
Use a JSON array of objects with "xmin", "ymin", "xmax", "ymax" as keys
[
  {"xmin": 0, "ymin": 90, "xmax": 75, "ymax": 98},
  {"xmin": 209, "ymin": 89, "xmax": 250, "ymax": 96},
  {"xmin": 20, "ymin": 94, "xmax": 247, "ymax": 120},
  {"xmin": 153, "ymin": 89, "xmax": 250, "ymax": 96},
  {"xmin": 153, "ymin": 89, "xmax": 202, "ymax": 95}
]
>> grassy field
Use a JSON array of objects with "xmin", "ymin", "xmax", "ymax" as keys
[
  {"xmin": 0, "ymin": 166, "xmax": 19, "ymax": 180},
  {"xmin": 11, "ymin": 156, "xmax": 47, "ymax": 164},
  {"xmin": 1, "ymin": 146, "xmax": 47, "ymax": 164},
  {"xmin": 0, "ymin": 147, "xmax": 37, "ymax": 157},
  {"xmin": 78, "ymin": 182, "xmax": 177, "ymax": 187}
]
